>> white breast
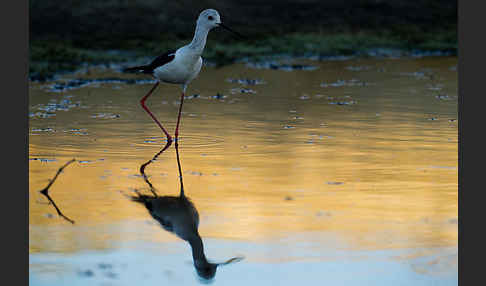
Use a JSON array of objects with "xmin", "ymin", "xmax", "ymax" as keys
[{"xmin": 154, "ymin": 47, "xmax": 203, "ymax": 85}]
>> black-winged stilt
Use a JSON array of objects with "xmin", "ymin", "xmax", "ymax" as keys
[{"xmin": 124, "ymin": 9, "xmax": 243, "ymax": 143}]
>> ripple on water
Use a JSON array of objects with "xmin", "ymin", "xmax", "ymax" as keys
[
  {"xmin": 29, "ymin": 158, "xmax": 57, "ymax": 163},
  {"xmin": 134, "ymin": 129, "xmax": 313, "ymax": 158},
  {"xmin": 226, "ymin": 78, "xmax": 266, "ymax": 85},
  {"xmin": 135, "ymin": 133, "xmax": 226, "ymax": 151},
  {"xmin": 43, "ymin": 78, "xmax": 157, "ymax": 92}
]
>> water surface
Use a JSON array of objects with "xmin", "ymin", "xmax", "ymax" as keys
[{"xmin": 29, "ymin": 56, "xmax": 458, "ymax": 285}]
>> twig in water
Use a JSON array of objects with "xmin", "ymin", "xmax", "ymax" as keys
[{"xmin": 38, "ymin": 158, "xmax": 76, "ymax": 224}]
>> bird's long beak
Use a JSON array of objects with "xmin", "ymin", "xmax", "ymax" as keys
[
  {"xmin": 218, "ymin": 23, "xmax": 245, "ymax": 39},
  {"xmin": 217, "ymin": 256, "xmax": 244, "ymax": 266}
]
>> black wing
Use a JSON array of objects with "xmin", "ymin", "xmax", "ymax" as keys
[{"xmin": 123, "ymin": 50, "xmax": 176, "ymax": 74}]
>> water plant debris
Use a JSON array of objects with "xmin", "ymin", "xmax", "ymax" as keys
[{"xmin": 38, "ymin": 158, "xmax": 76, "ymax": 224}]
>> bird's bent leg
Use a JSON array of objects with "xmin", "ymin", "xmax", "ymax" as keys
[
  {"xmin": 139, "ymin": 139, "xmax": 172, "ymax": 197},
  {"xmin": 140, "ymin": 82, "xmax": 173, "ymax": 143},
  {"xmin": 174, "ymin": 92, "xmax": 185, "ymax": 142}
]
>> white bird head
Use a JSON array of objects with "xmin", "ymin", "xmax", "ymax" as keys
[
  {"xmin": 197, "ymin": 9, "xmax": 222, "ymax": 30},
  {"xmin": 197, "ymin": 9, "xmax": 244, "ymax": 38},
  {"xmin": 195, "ymin": 256, "xmax": 244, "ymax": 280}
]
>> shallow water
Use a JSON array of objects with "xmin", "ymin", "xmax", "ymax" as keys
[{"xmin": 29, "ymin": 56, "xmax": 458, "ymax": 285}]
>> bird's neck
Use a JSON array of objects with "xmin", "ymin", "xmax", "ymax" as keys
[
  {"xmin": 188, "ymin": 24, "xmax": 210, "ymax": 55},
  {"xmin": 188, "ymin": 234, "xmax": 207, "ymax": 263}
]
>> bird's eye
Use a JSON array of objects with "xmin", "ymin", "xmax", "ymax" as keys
[{"xmin": 208, "ymin": 16, "xmax": 214, "ymax": 20}]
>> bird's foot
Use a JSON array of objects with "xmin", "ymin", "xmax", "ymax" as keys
[{"xmin": 166, "ymin": 135, "xmax": 173, "ymax": 144}]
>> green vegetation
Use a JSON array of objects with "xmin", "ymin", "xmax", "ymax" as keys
[
  {"xmin": 29, "ymin": 0, "xmax": 457, "ymax": 81},
  {"xmin": 30, "ymin": 29, "xmax": 457, "ymax": 81}
]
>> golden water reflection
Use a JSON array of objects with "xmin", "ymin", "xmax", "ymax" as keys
[{"xmin": 29, "ymin": 56, "xmax": 458, "ymax": 254}]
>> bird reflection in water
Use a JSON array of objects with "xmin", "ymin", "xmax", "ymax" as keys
[{"xmin": 131, "ymin": 140, "xmax": 243, "ymax": 280}]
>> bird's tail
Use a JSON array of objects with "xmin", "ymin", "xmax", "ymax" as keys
[
  {"xmin": 130, "ymin": 192, "xmax": 156, "ymax": 211},
  {"xmin": 123, "ymin": 65, "xmax": 149, "ymax": 73},
  {"xmin": 130, "ymin": 193, "xmax": 154, "ymax": 204}
]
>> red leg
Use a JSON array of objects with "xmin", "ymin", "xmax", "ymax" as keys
[
  {"xmin": 140, "ymin": 82, "xmax": 172, "ymax": 143},
  {"xmin": 174, "ymin": 92, "xmax": 185, "ymax": 141},
  {"xmin": 175, "ymin": 140, "xmax": 185, "ymax": 197}
]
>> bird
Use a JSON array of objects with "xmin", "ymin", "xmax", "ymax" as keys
[
  {"xmin": 131, "ymin": 141, "xmax": 243, "ymax": 280},
  {"xmin": 123, "ymin": 9, "xmax": 243, "ymax": 144}
]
